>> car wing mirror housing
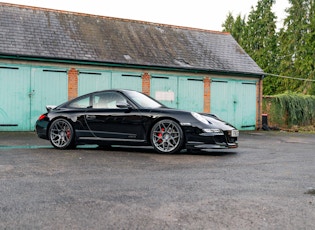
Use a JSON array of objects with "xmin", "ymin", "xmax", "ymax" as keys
[{"xmin": 116, "ymin": 101, "xmax": 132, "ymax": 110}]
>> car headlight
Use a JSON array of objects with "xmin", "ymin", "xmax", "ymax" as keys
[
  {"xmin": 191, "ymin": 112, "xmax": 209, "ymax": 124},
  {"xmin": 203, "ymin": 129, "xmax": 223, "ymax": 134}
]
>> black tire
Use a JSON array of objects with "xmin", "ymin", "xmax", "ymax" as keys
[
  {"xmin": 48, "ymin": 118, "xmax": 75, "ymax": 149},
  {"xmin": 150, "ymin": 119, "xmax": 184, "ymax": 154}
]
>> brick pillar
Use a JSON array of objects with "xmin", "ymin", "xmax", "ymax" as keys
[
  {"xmin": 142, "ymin": 72, "xmax": 151, "ymax": 95},
  {"xmin": 203, "ymin": 77, "xmax": 211, "ymax": 113},
  {"xmin": 256, "ymin": 79, "xmax": 263, "ymax": 130},
  {"xmin": 68, "ymin": 68, "xmax": 78, "ymax": 100}
]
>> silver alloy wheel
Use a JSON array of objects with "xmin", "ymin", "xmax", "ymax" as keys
[
  {"xmin": 49, "ymin": 118, "xmax": 74, "ymax": 149},
  {"xmin": 151, "ymin": 119, "xmax": 183, "ymax": 154}
]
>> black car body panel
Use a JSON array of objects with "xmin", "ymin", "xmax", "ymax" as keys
[{"xmin": 35, "ymin": 89, "xmax": 238, "ymax": 153}]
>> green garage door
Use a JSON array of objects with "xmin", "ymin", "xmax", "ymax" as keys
[
  {"xmin": 150, "ymin": 75, "xmax": 204, "ymax": 111},
  {"xmin": 31, "ymin": 68, "xmax": 68, "ymax": 128},
  {"xmin": 0, "ymin": 65, "xmax": 31, "ymax": 131},
  {"xmin": 112, "ymin": 72, "xmax": 142, "ymax": 92},
  {"xmin": 78, "ymin": 70, "xmax": 112, "ymax": 96},
  {"xmin": 178, "ymin": 76, "xmax": 203, "ymax": 112},
  {"xmin": 150, "ymin": 75, "xmax": 178, "ymax": 108},
  {"xmin": 210, "ymin": 79, "xmax": 257, "ymax": 130},
  {"xmin": 0, "ymin": 64, "xmax": 68, "ymax": 131}
]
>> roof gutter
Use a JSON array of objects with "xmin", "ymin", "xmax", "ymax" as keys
[{"xmin": 0, "ymin": 54, "xmax": 264, "ymax": 78}]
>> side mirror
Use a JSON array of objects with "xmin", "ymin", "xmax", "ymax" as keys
[{"xmin": 116, "ymin": 101, "xmax": 132, "ymax": 110}]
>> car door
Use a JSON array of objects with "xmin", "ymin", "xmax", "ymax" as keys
[
  {"xmin": 84, "ymin": 91, "xmax": 147, "ymax": 142},
  {"xmin": 65, "ymin": 94, "xmax": 94, "ymax": 138}
]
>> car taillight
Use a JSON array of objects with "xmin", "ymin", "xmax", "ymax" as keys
[{"xmin": 38, "ymin": 114, "xmax": 47, "ymax": 120}]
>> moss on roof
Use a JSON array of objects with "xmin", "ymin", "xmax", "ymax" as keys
[{"xmin": 0, "ymin": 3, "xmax": 263, "ymax": 76}]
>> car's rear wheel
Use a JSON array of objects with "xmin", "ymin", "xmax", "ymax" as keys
[
  {"xmin": 48, "ymin": 118, "xmax": 75, "ymax": 149},
  {"xmin": 150, "ymin": 119, "xmax": 184, "ymax": 154}
]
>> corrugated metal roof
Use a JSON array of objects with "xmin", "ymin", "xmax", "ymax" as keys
[{"xmin": 0, "ymin": 3, "xmax": 263, "ymax": 75}]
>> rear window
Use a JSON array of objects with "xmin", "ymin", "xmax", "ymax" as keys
[{"xmin": 68, "ymin": 96, "xmax": 90, "ymax": 108}]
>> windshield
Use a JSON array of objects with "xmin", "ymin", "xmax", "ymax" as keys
[{"xmin": 124, "ymin": 91, "xmax": 165, "ymax": 109}]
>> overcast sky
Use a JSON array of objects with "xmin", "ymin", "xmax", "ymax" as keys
[{"xmin": 2, "ymin": 0, "xmax": 289, "ymax": 31}]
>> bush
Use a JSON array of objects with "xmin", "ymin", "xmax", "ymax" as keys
[{"xmin": 263, "ymin": 93, "xmax": 315, "ymax": 128}]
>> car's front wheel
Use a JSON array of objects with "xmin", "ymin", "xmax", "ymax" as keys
[
  {"xmin": 150, "ymin": 119, "xmax": 184, "ymax": 154},
  {"xmin": 48, "ymin": 118, "xmax": 75, "ymax": 149}
]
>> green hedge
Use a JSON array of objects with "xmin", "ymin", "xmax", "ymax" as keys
[{"xmin": 263, "ymin": 93, "xmax": 315, "ymax": 128}]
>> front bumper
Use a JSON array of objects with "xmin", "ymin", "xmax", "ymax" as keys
[
  {"xmin": 186, "ymin": 142, "xmax": 238, "ymax": 150},
  {"xmin": 185, "ymin": 131, "xmax": 238, "ymax": 150}
]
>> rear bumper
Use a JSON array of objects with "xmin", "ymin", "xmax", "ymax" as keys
[{"xmin": 35, "ymin": 120, "xmax": 49, "ymax": 140}]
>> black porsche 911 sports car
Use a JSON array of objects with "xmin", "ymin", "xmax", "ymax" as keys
[{"xmin": 35, "ymin": 89, "xmax": 239, "ymax": 153}]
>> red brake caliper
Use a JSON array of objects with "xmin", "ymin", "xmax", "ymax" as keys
[
  {"xmin": 66, "ymin": 129, "xmax": 71, "ymax": 139},
  {"xmin": 157, "ymin": 128, "xmax": 165, "ymax": 143}
]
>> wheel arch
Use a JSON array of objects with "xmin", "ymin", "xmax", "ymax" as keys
[
  {"xmin": 46, "ymin": 115, "xmax": 76, "ymax": 139},
  {"xmin": 47, "ymin": 116, "xmax": 77, "ymax": 149},
  {"xmin": 146, "ymin": 116, "xmax": 183, "ymax": 143}
]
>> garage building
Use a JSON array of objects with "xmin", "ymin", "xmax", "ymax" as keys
[{"xmin": 0, "ymin": 3, "xmax": 264, "ymax": 131}]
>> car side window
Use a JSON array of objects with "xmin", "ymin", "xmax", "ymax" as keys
[
  {"xmin": 68, "ymin": 95, "xmax": 90, "ymax": 108},
  {"xmin": 93, "ymin": 92, "xmax": 127, "ymax": 109}
]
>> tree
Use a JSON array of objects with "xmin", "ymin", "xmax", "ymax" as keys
[
  {"xmin": 222, "ymin": 12, "xmax": 235, "ymax": 33},
  {"xmin": 222, "ymin": 13, "xmax": 246, "ymax": 45},
  {"xmin": 305, "ymin": 0, "xmax": 315, "ymax": 94},
  {"xmin": 222, "ymin": 0, "xmax": 315, "ymax": 95},
  {"xmin": 278, "ymin": 0, "xmax": 315, "ymax": 94},
  {"xmin": 222, "ymin": 0, "xmax": 279, "ymax": 95},
  {"xmin": 242, "ymin": 0, "xmax": 279, "ymax": 95}
]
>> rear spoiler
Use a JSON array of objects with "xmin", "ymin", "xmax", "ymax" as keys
[{"xmin": 46, "ymin": 105, "xmax": 57, "ymax": 112}]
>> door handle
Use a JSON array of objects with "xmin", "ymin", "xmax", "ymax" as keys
[
  {"xmin": 28, "ymin": 90, "xmax": 35, "ymax": 98},
  {"xmin": 86, "ymin": 115, "xmax": 96, "ymax": 120}
]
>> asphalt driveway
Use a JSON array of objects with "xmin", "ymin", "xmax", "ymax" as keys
[{"xmin": 0, "ymin": 131, "xmax": 315, "ymax": 229}]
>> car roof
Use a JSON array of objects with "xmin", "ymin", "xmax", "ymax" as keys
[{"xmin": 90, "ymin": 89, "xmax": 137, "ymax": 94}]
